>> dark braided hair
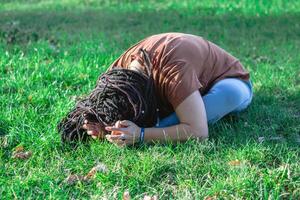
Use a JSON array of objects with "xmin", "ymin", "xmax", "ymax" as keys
[{"xmin": 58, "ymin": 49, "xmax": 158, "ymax": 143}]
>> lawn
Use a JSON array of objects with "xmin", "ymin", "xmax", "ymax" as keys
[{"xmin": 0, "ymin": 0, "xmax": 299, "ymax": 199}]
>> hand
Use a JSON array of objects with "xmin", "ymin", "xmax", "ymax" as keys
[
  {"xmin": 105, "ymin": 120, "xmax": 141, "ymax": 147},
  {"xmin": 82, "ymin": 119, "xmax": 103, "ymax": 139}
]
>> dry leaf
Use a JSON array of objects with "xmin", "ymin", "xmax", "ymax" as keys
[
  {"xmin": 65, "ymin": 174, "xmax": 87, "ymax": 185},
  {"xmin": 12, "ymin": 146, "xmax": 32, "ymax": 160},
  {"xmin": 228, "ymin": 160, "xmax": 241, "ymax": 166},
  {"xmin": 12, "ymin": 151, "xmax": 32, "ymax": 159},
  {"xmin": 204, "ymin": 196, "xmax": 217, "ymax": 200},
  {"xmin": 14, "ymin": 145, "xmax": 24, "ymax": 153},
  {"xmin": 85, "ymin": 163, "xmax": 108, "ymax": 179},
  {"xmin": 65, "ymin": 163, "xmax": 108, "ymax": 185},
  {"xmin": 85, "ymin": 169, "xmax": 97, "ymax": 179},
  {"xmin": 123, "ymin": 190, "xmax": 131, "ymax": 200}
]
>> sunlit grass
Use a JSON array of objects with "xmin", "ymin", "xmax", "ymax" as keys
[{"xmin": 0, "ymin": 0, "xmax": 299, "ymax": 199}]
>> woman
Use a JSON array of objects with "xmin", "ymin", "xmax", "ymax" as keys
[{"xmin": 58, "ymin": 33, "xmax": 253, "ymax": 146}]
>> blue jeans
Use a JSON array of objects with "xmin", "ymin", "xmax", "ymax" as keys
[{"xmin": 157, "ymin": 78, "xmax": 253, "ymax": 127}]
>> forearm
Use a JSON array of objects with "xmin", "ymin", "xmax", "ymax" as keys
[{"xmin": 143, "ymin": 123, "xmax": 206, "ymax": 143}]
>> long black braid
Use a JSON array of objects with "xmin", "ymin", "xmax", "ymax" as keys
[{"xmin": 57, "ymin": 49, "xmax": 158, "ymax": 143}]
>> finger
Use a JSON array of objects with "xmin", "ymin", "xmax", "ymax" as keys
[
  {"xmin": 82, "ymin": 124, "xmax": 88, "ymax": 129},
  {"xmin": 115, "ymin": 120, "xmax": 129, "ymax": 128},
  {"xmin": 106, "ymin": 134, "xmax": 125, "ymax": 141},
  {"xmin": 120, "ymin": 120, "xmax": 130, "ymax": 126},
  {"xmin": 105, "ymin": 127, "xmax": 128, "ymax": 133},
  {"xmin": 83, "ymin": 120, "xmax": 98, "ymax": 126},
  {"xmin": 106, "ymin": 136, "xmax": 127, "ymax": 147},
  {"xmin": 106, "ymin": 136, "xmax": 113, "ymax": 143},
  {"xmin": 106, "ymin": 129, "xmax": 124, "ymax": 135},
  {"xmin": 106, "ymin": 135, "xmax": 123, "ymax": 143},
  {"xmin": 111, "ymin": 134, "xmax": 126, "ymax": 140},
  {"xmin": 87, "ymin": 124, "xmax": 100, "ymax": 130},
  {"xmin": 111, "ymin": 131, "xmax": 122, "ymax": 135},
  {"xmin": 83, "ymin": 123, "xmax": 100, "ymax": 131},
  {"xmin": 87, "ymin": 130, "xmax": 93, "ymax": 135},
  {"xmin": 110, "ymin": 140, "xmax": 126, "ymax": 147},
  {"xmin": 87, "ymin": 130, "xmax": 99, "ymax": 136},
  {"xmin": 115, "ymin": 120, "xmax": 121, "ymax": 128},
  {"xmin": 91, "ymin": 135, "xmax": 98, "ymax": 139}
]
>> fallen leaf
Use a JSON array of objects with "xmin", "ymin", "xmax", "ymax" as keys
[
  {"xmin": 12, "ymin": 151, "xmax": 32, "ymax": 160},
  {"xmin": 14, "ymin": 145, "xmax": 24, "ymax": 153},
  {"xmin": 123, "ymin": 190, "xmax": 131, "ymax": 200},
  {"xmin": 204, "ymin": 196, "xmax": 217, "ymax": 200},
  {"xmin": 65, "ymin": 163, "xmax": 108, "ymax": 185},
  {"xmin": 85, "ymin": 163, "xmax": 108, "ymax": 179},
  {"xmin": 65, "ymin": 174, "xmax": 87, "ymax": 185},
  {"xmin": 85, "ymin": 169, "xmax": 97, "ymax": 179},
  {"xmin": 228, "ymin": 160, "xmax": 241, "ymax": 166},
  {"xmin": 12, "ymin": 146, "xmax": 32, "ymax": 160}
]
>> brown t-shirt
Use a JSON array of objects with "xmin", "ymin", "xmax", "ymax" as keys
[{"xmin": 108, "ymin": 33, "xmax": 249, "ymax": 118}]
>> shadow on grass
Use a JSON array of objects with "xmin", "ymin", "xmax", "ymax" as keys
[{"xmin": 209, "ymin": 89, "xmax": 300, "ymax": 147}]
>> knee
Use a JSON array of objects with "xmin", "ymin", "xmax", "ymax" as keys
[
  {"xmin": 204, "ymin": 79, "xmax": 253, "ymax": 123},
  {"xmin": 223, "ymin": 85, "xmax": 250, "ymax": 109}
]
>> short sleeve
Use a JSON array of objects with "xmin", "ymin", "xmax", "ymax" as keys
[{"xmin": 161, "ymin": 61, "xmax": 203, "ymax": 109}]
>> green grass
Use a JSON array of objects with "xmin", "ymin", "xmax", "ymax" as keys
[{"xmin": 0, "ymin": 0, "xmax": 300, "ymax": 199}]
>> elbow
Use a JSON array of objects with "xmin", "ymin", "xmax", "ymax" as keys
[
  {"xmin": 181, "ymin": 123, "xmax": 208, "ymax": 140},
  {"xmin": 192, "ymin": 126, "xmax": 208, "ymax": 140},
  {"xmin": 202, "ymin": 131, "xmax": 209, "ymax": 139},
  {"xmin": 196, "ymin": 131, "xmax": 209, "ymax": 140}
]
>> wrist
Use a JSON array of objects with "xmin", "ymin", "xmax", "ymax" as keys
[{"xmin": 139, "ymin": 127, "xmax": 145, "ymax": 144}]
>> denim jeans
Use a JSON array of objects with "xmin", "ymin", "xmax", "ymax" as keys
[{"xmin": 157, "ymin": 78, "xmax": 253, "ymax": 127}]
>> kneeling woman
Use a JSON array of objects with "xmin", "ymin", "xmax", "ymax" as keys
[{"xmin": 58, "ymin": 33, "xmax": 253, "ymax": 146}]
